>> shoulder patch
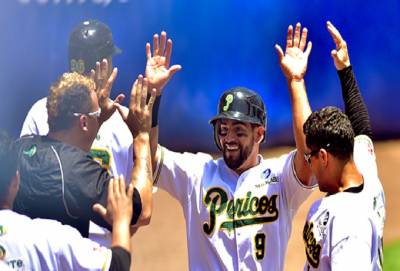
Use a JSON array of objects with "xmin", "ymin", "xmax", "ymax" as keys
[{"xmin": 23, "ymin": 145, "xmax": 37, "ymax": 158}]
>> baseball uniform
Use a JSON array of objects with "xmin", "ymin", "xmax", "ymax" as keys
[
  {"xmin": 302, "ymin": 135, "xmax": 385, "ymax": 271},
  {"xmin": 0, "ymin": 209, "xmax": 112, "ymax": 271},
  {"xmin": 20, "ymin": 97, "xmax": 133, "ymax": 246},
  {"xmin": 155, "ymin": 147, "xmax": 316, "ymax": 270}
]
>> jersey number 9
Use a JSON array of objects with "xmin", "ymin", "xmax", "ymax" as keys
[{"xmin": 254, "ymin": 233, "xmax": 266, "ymax": 260}]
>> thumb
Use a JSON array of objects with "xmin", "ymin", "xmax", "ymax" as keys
[
  {"xmin": 274, "ymin": 44, "xmax": 284, "ymax": 61},
  {"xmin": 331, "ymin": 49, "xmax": 338, "ymax": 60},
  {"xmin": 115, "ymin": 103, "xmax": 128, "ymax": 121},
  {"xmin": 113, "ymin": 93, "xmax": 125, "ymax": 105},
  {"xmin": 93, "ymin": 203, "xmax": 107, "ymax": 218},
  {"xmin": 168, "ymin": 65, "xmax": 182, "ymax": 77}
]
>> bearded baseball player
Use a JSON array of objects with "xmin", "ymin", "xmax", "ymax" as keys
[
  {"xmin": 0, "ymin": 128, "xmax": 143, "ymax": 270},
  {"xmin": 300, "ymin": 22, "xmax": 385, "ymax": 270},
  {"xmin": 146, "ymin": 24, "xmax": 316, "ymax": 270}
]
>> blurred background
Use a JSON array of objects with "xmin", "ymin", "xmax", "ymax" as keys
[
  {"xmin": 0, "ymin": 0, "xmax": 399, "ymax": 152},
  {"xmin": 1, "ymin": 1, "xmax": 400, "ymax": 270}
]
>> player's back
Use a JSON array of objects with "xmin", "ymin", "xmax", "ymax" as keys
[{"xmin": 303, "ymin": 189, "xmax": 382, "ymax": 271}]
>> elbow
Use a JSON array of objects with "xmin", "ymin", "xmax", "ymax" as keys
[{"xmin": 138, "ymin": 205, "xmax": 152, "ymax": 225}]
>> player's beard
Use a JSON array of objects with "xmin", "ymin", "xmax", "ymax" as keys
[{"xmin": 223, "ymin": 140, "xmax": 254, "ymax": 171}]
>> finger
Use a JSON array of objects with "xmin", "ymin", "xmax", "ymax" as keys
[
  {"xmin": 113, "ymin": 93, "xmax": 125, "ymax": 105},
  {"xmin": 146, "ymin": 42, "xmax": 151, "ymax": 60},
  {"xmin": 136, "ymin": 75, "xmax": 143, "ymax": 109},
  {"xmin": 160, "ymin": 31, "xmax": 167, "ymax": 56},
  {"xmin": 113, "ymin": 175, "xmax": 120, "ymax": 199},
  {"xmin": 92, "ymin": 203, "xmax": 107, "ymax": 218},
  {"xmin": 141, "ymin": 78, "xmax": 148, "ymax": 110},
  {"xmin": 305, "ymin": 41, "xmax": 312, "ymax": 57},
  {"xmin": 147, "ymin": 88, "xmax": 157, "ymax": 112},
  {"xmin": 130, "ymin": 79, "xmax": 138, "ymax": 109},
  {"xmin": 102, "ymin": 68, "xmax": 118, "ymax": 99},
  {"xmin": 127, "ymin": 183, "xmax": 134, "ymax": 200},
  {"xmin": 95, "ymin": 61, "xmax": 101, "ymax": 80},
  {"xmin": 286, "ymin": 25, "xmax": 293, "ymax": 49},
  {"xmin": 299, "ymin": 27, "xmax": 308, "ymax": 51},
  {"xmin": 326, "ymin": 21, "xmax": 343, "ymax": 49},
  {"xmin": 101, "ymin": 59, "xmax": 108, "ymax": 78},
  {"xmin": 108, "ymin": 178, "xmax": 114, "ymax": 203},
  {"xmin": 167, "ymin": 64, "xmax": 182, "ymax": 77},
  {"xmin": 274, "ymin": 44, "xmax": 284, "ymax": 61},
  {"xmin": 153, "ymin": 33, "xmax": 159, "ymax": 56},
  {"xmin": 293, "ymin": 22, "xmax": 301, "ymax": 48},
  {"xmin": 118, "ymin": 174, "xmax": 126, "ymax": 198},
  {"xmin": 90, "ymin": 69, "xmax": 95, "ymax": 81},
  {"xmin": 165, "ymin": 39, "xmax": 173, "ymax": 68}
]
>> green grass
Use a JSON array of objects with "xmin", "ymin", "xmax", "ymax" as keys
[{"xmin": 384, "ymin": 240, "xmax": 400, "ymax": 270}]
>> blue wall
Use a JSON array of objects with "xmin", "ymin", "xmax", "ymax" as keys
[{"xmin": 0, "ymin": 0, "xmax": 399, "ymax": 152}]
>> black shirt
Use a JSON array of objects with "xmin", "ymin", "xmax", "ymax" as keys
[{"xmin": 14, "ymin": 135, "xmax": 139, "ymax": 237}]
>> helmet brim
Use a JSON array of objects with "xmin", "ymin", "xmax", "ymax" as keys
[{"xmin": 209, "ymin": 111, "xmax": 264, "ymax": 127}]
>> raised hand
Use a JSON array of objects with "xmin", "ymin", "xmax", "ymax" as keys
[
  {"xmin": 145, "ymin": 31, "xmax": 182, "ymax": 95},
  {"xmin": 275, "ymin": 22, "xmax": 312, "ymax": 81},
  {"xmin": 326, "ymin": 21, "xmax": 350, "ymax": 70},
  {"xmin": 90, "ymin": 59, "xmax": 125, "ymax": 123},
  {"xmin": 116, "ymin": 75, "xmax": 157, "ymax": 137}
]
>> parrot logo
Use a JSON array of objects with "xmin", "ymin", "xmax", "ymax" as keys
[{"xmin": 223, "ymin": 94, "xmax": 234, "ymax": 111}]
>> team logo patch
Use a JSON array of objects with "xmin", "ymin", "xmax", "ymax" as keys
[
  {"xmin": 203, "ymin": 187, "xmax": 279, "ymax": 234},
  {"xmin": 317, "ymin": 211, "xmax": 329, "ymax": 239},
  {"xmin": 261, "ymin": 168, "xmax": 271, "ymax": 179},
  {"xmin": 23, "ymin": 145, "xmax": 37, "ymax": 157},
  {"xmin": 70, "ymin": 59, "xmax": 85, "ymax": 74},
  {"xmin": 223, "ymin": 94, "xmax": 234, "ymax": 111},
  {"xmin": 256, "ymin": 170, "xmax": 279, "ymax": 188}
]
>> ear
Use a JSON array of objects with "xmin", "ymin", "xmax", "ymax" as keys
[
  {"xmin": 319, "ymin": 149, "xmax": 329, "ymax": 167},
  {"xmin": 255, "ymin": 126, "xmax": 265, "ymax": 144},
  {"xmin": 79, "ymin": 115, "xmax": 89, "ymax": 132}
]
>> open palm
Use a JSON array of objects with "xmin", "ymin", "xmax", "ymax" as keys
[
  {"xmin": 145, "ymin": 31, "xmax": 181, "ymax": 94},
  {"xmin": 276, "ymin": 23, "xmax": 312, "ymax": 81}
]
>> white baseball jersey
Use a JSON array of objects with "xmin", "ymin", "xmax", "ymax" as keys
[
  {"xmin": 155, "ymin": 147, "xmax": 316, "ymax": 270},
  {"xmin": 302, "ymin": 135, "xmax": 386, "ymax": 271},
  {"xmin": 0, "ymin": 209, "xmax": 112, "ymax": 270},
  {"xmin": 20, "ymin": 97, "xmax": 133, "ymax": 246}
]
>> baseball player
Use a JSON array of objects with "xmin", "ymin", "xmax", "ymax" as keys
[
  {"xmin": 0, "ymin": 130, "xmax": 137, "ymax": 271},
  {"xmin": 301, "ymin": 22, "xmax": 385, "ymax": 270},
  {"xmin": 14, "ymin": 65, "xmax": 155, "ymax": 243},
  {"xmin": 147, "ymin": 24, "xmax": 316, "ymax": 270},
  {"xmin": 19, "ymin": 20, "xmax": 132, "ymax": 246}
]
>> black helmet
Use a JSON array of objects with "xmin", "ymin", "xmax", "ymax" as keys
[
  {"xmin": 209, "ymin": 87, "xmax": 267, "ymax": 150},
  {"xmin": 68, "ymin": 20, "xmax": 121, "ymax": 74}
]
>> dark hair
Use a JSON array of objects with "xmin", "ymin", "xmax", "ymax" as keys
[
  {"xmin": 303, "ymin": 106, "xmax": 354, "ymax": 160},
  {"xmin": 47, "ymin": 72, "xmax": 95, "ymax": 132},
  {"xmin": 0, "ymin": 131, "xmax": 17, "ymax": 201}
]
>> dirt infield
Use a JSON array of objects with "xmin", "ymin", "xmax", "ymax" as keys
[{"xmin": 131, "ymin": 140, "xmax": 400, "ymax": 270}]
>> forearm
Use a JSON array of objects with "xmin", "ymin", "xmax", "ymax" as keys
[
  {"xmin": 288, "ymin": 79, "xmax": 312, "ymax": 185},
  {"xmin": 111, "ymin": 221, "xmax": 131, "ymax": 252},
  {"xmin": 338, "ymin": 66, "xmax": 372, "ymax": 137},
  {"xmin": 130, "ymin": 132, "xmax": 153, "ymax": 225},
  {"xmin": 150, "ymin": 126, "xmax": 160, "ymax": 176}
]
